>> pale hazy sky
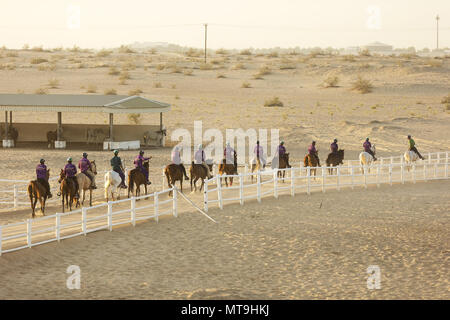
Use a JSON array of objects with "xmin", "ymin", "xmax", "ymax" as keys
[{"xmin": 1, "ymin": 0, "xmax": 448, "ymax": 50}]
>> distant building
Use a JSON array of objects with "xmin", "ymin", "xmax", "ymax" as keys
[{"xmin": 361, "ymin": 42, "xmax": 393, "ymax": 53}]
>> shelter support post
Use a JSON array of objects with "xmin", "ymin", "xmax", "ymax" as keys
[
  {"xmin": 55, "ymin": 112, "xmax": 66, "ymax": 149},
  {"xmin": 2, "ymin": 111, "xmax": 14, "ymax": 148},
  {"xmin": 109, "ymin": 113, "xmax": 114, "ymax": 141}
]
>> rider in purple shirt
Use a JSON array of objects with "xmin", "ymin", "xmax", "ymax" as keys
[
  {"xmin": 308, "ymin": 141, "xmax": 320, "ymax": 166},
  {"xmin": 278, "ymin": 141, "xmax": 286, "ymax": 157},
  {"xmin": 363, "ymin": 138, "xmax": 377, "ymax": 161},
  {"xmin": 330, "ymin": 139, "xmax": 338, "ymax": 153},
  {"xmin": 36, "ymin": 159, "xmax": 52, "ymax": 198},
  {"xmin": 78, "ymin": 152, "xmax": 97, "ymax": 189},
  {"xmin": 62, "ymin": 157, "xmax": 79, "ymax": 198},
  {"xmin": 134, "ymin": 150, "xmax": 151, "ymax": 185}
]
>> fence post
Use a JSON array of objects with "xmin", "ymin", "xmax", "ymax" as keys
[
  {"xmin": 204, "ymin": 178, "xmax": 209, "ymax": 212},
  {"xmin": 56, "ymin": 213, "xmax": 61, "ymax": 241},
  {"xmin": 172, "ymin": 188, "xmax": 178, "ymax": 218},
  {"xmin": 257, "ymin": 171, "xmax": 261, "ymax": 203},
  {"xmin": 412, "ymin": 164, "xmax": 416, "ymax": 184},
  {"xmin": 161, "ymin": 168, "xmax": 165, "ymax": 191},
  {"xmin": 376, "ymin": 164, "xmax": 380, "ymax": 188},
  {"xmin": 216, "ymin": 174, "xmax": 223, "ymax": 209},
  {"xmin": 107, "ymin": 202, "xmax": 113, "ymax": 231},
  {"xmin": 239, "ymin": 174, "xmax": 244, "ymax": 205},
  {"xmin": 290, "ymin": 167, "xmax": 295, "ymax": 197},
  {"xmin": 428, "ymin": 152, "xmax": 431, "ymax": 164},
  {"xmin": 351, "ymin": 165, "xmax": 354, "ymax": 190},
  {"xmin": 0, "ymin": 226, "xmax": 2, "ymax": 256},
  {"xmin": 274, "ymin": 170, "xmax": 278, "ymax": 199},
  {"xmin": 131, "ymin": 197, "xmax": 136, "ymax": 226},
  {"xmin": 364, "ymin": 166, "xmax": 367, "ymax": 189},
  {"xmin": 445, "ymin": 154, "xmax": 448, "ymax": 178},
  {"xmin": 390, "ymin": 156, "xmax": 393, "ymax": 165},
  {"xmin": 81, "ymin": 208, "xmax": 87, "ymax": 235},
  {"xmin": 27, "ymin": 218, "xmax": 32, "ymax": 248},
  {"xmin": 154, "ymin": 192, "xmax": 159, "ymax": 222},
  {"xmin": 13, "ymin": 184, "xmax": 18, "ymax": 209},
  {"xmin": 321, "ymin": 167, "xmax": 325, "ymax": 193},
  {"xmin": 337, "ymin": 166, "xmax": 340, "ymax": 191},
  {"xmin": 434, "ymin": 162, "xmax": 437, "ymax": 179},
  {"xmin": 437, "ymin": 152, "xmax": 440, "ymax": 164},
  {"xmin": 389, "ymin": 164, "xmax": 392, "ymax": 186},
  {"xmin": 307, "ymin": 167, "xmax": 311, "ymax": 195},
  {"xmin": 401, "ymin": 161, "xmax": 404, "ymax": 184}
]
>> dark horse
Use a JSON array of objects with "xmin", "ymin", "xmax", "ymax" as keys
[
  {"xmin": 218, "ymin": 153, "xmax": 238, "ymax": 187},
  {"xmin": 58, "ymin": 169, "xmax": 79, "ymax": 212},
  {"xmin": 1, "ymin": 126, "xmax": 19, "ymax": 145},
  {"xmin": 274, "ymin": 153, "xmax": 291, "ymax": 181},
  {"xmin": 128, "ymin": 161, "xmax": 150, "ymax": 198},
  {"xmin": 304, "ymin": 153, "xmax": 320, "ymax": 178},
  {"xmin": 190, "ymin": 161, "xmax": 213, "ymax": 192},
  {"xmin": 164, "ymin": 164, "xmax": 186, "ymax": 196},
  {"xmin": 27, "ymin": 169, "xmax": 50, "ymax": 218},
  {"xmin": 46, "ymin": 130, "xmax": 57, "ymax": 149},
  {"xmin": 326, "ymin": 150, "xmax": 345, "ymax": 175}
]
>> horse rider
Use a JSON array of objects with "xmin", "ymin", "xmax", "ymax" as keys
[
  {"xmin": 171, "ymin": 146, "xmax": 189, "ymax": 180},
  {"xmin": 224, "ymin": 142, "xmax": 236, "ymax": 166},
  {"xmin": 78, "ymin": 152, "xmax": 97, "ymax": 189},
  {"xmin": 253, "ymin": 140, "xmax": 266, "ymax": 168},
  {"xmin": 278, "ymin": 141, "xmax": 286, "ymax": 157},
  {"xmin": 63, "ymin": 157, "xmax": 79, "ymax": 199},
  {"xmin": 36, "ymin": 158, "xmax": 52, "ymax": 198},
  {"xmin": 407, "ymin": 135, "xmax": 425, "ymax": 160},
  {"xmin": 363, "ymin": 138, "xmax": 377, "ymax": 161},
  {"xmin": 195, "ymin": 144, "xmax": 212, "ymax": 177},
  {"xmin": 308, "ymin": 141, "xmax": 320, "ymax": 166},
  {"xmin": 134, "ymin": 150, "xmax": 152, "ymax": 185},
  {"xmin": 111, "ymin": 150, "xmax": 127, "ymax": 188},
  {"xmin": 330, "ymin": 139, "xmax": 338, "ymax": 154}
]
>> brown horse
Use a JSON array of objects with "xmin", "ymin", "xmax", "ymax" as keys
[
  {"xmin": 304, "ymin": 153, "xmax": 320, "ymax": 178},
  {"xmin": 326, "ymin": 150, "xmax": 345, "ymax": 175},
  {"xmin": 128, "ymin": 161, "xmax": 150, "ymax": 198},
  {"xmin": 250, "ymin": 158, "xmax": 262, "ymax": 183},
  {"xmin": 27, "ymin": 169, "xmax": 50, "ymax": 218},
  {"xmin": 276, "ymin": 153, "xmax": 291, "ymax": 181},
  {"xmin": 190, "ymin": 161, "xmax": 213, "ymax": 192},
  {"xmin": 58, "ymin": 169, "xmax": 79, "ymax": 212},
  {"xmin": 218, "ymin": 154, "xmax": 238, "ymax": 187},
  {"xmin": 164, "ymin": 164, "xmax": 186, "ymax": 196}
]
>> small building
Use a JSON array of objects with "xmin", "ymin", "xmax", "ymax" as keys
[
  {"xmin": 0, "ymin": 94, "xmax": 171, "ymax": 149},
  {"xmin": 361, "ymin": 42, "xmax": 393, "ymax": 54}
]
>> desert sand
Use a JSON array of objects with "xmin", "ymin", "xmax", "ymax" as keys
[{"xmin": 0, "ymin": 46, "xmax": 449, "ymax": 299}]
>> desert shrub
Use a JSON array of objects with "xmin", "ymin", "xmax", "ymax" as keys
[
  {"xmin": 279, "ymin": 60, "xmax": 296, "ymax": 70},
  {"xmin": 96, "ymin": 49, "xmax": 112, "ymax": 57},
  {"xmin": 322, "ymin": 75, "xmax": 339, "ymax": 88},
  {"xmin": 122, "ymin": 61, "xmax": 136, "ymax": 70},
  {"xmin": 258, "ymin": 65, "xmax": 272, "ymax": 75},
  {"xmin": 6, "ymin": 51, "xmax": 18, "ymax": 57},
  {"xmin": 399, "ymin": 53, "xmax": 417, "ymax": 59},
  {"xmin": 215, "ymin": 48, "xmax": 228, "ymax": 55},
  {"xmin": 217, "ymin": 73, "xmax": 226, "ymax": 78},
  {"xmin": 108, "ymin": 66, "xmax": 120, "ymax": 75},
  {"xmin": 252, "ymin": 73, "xmax": 264, "ymax": 80},
  {"xmin": 31, "ymin": 58, "xmax": 48, "ymax": 64},
  {"xmin": 232, "ymin": 62, "xmax": 245, "ymax": 70},
  {"xmin": 86, "ymin": 84, "xmax": 97, "ymax": 93},
  {"xmin": 47, "ymin": 78, "xmax": 60, "ymax": 88},
  {"xmin": 34, "ymin": 88, "xmax": 48, "ymax": 94},
  {"xmin": 119, "ymin": 71, "xmax": 130, "ymax": 80},
  {"xmin": 426, "ymin": 59, "xmax": 443, "ymax": 68},
  {"xmin": 183, "ymin": 69, "xmax": 193, "ymax": 76},
  {"xmin": 170, "ymin": 66, "xmax": 182, "ymax": 73},
  {"xmin": 118, "ymin": 45, "xmax": 135, "ymax": 54},
  {"xmin": 441, "ymin": 94, "xmax": 450, "ymax": 104},
  {"xmin": 155, "ymin": 64, "xmax": 165, "ymax": 71},
  {"xmin": 268, "ymin": 51, "xmax": 279, "ymax": 58},
  {"xmin": 127, "ymin": 113, "xmax": 142, "ymax": 124},
  {"xmin": 199, "ymin": 63, "xmax": 213, "ymax": 70},
  {"xmin": 359, "ymin": 49, "xmax": 371, "ymax": 57},
  {"xmin": 239, "ymin": 49, "xmax": 252, "ymax": 56},
  {"xmin": 185, "ymin": 48, "xmax": 202, "ymax": 57},
  {"xmin": 351, "ymin": 75, "xmax": 373, "ymax": 94},
  {"xmin": 31, "ymin": 46, "xmax": 44, "ymax": 52},
  {"xmin": 153, "ymin": 82, "xmax": 162, "ymax": 88},
  {"xmin": 118, "ymin": 78, "xmax": 128, "ymax": 85},
  {"xmin": 104, "ymin": 88, "xmax": 117, "ymax": 95},
  {"xmin": 241, "ymin": 81, "xmax": 251, "ymax": 88},
  {"xmin": 264, "ymin": 97, "xmax": 284, "ymax": 107},
  {"xmin": 342, "ymin": 55, "xmax": 356, "ymax": 62}
]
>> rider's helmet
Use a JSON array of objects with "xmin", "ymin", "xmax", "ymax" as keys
[
  {"xmin": 407, "ymin": 135, "xmax": 411, "ymax": 139},
  {"xmin": 82, "ymin": 152, "xmax": 88, "ymax": 158},
  {"xmin": 139, "ymin": 150, "xmax": 144, "ymax": 155},
  {"xmin": 226, "ymin": 142, "xmax": 230, "ymax": 147},
  {"xmin": 280, "ymin": 140, "xmax": 284, "ymax": 145},
  {"xmin": 198, "ymin": 144, "xmax": 203, "ymax": 149},
  {"xmin": 257, "ymin": 140, "xmax": 260, "ymax": 144},
  {"xmin": 114, "ymin": 149, "xmax": 119, "ymax": 155},
  {"xmin": 312, "ymin": 141, "xmax": 316, "ymax": 145},
  {"xmin": 334, "ymin": 138, "xmax": 338, "ymax": 143},
  {"xmin": 40, "ymin": 158, "xmax": 45, "ymax": 164},
  {"xmin": 67, "ymin": 157, "xmax": 72, "ymax": 162},
  {"xmin": 366, "ymin": 138, "xmax": 369, "ymax": 141}
]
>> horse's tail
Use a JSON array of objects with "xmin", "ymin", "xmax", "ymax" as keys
[
  {"xmin": 27, "ymin": 182, "xmax": 34, "ymax": 201},
  {"xmin": 127, "ymin": 170, "xmax": 134, "ymax": 195},
  {"xmin": 303, "ymin": 155, "xmax": 308, "ymax": 167},
  {"xmin": 164, "ymin": 166, "xmax": 172, "ymax": 188}
]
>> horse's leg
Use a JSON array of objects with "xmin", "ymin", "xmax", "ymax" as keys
[
  {"xmin": 89, "ymin": 189, "xmax": 92, "ymax": 207},
  {"xmin": 62, "ymin": 192, "xmax": 65, "ymax": 213},
  {"xmin": 31, "ymin": 194, "xmax": 36, "ymax": 218},
  {"xmin": 200, "ymin": 178, "xmax": 204, "ymax": 192},
  {"xmin": 194, "ymin": 177, "xmax": 199, "ymax": 191},
  {"xmin": 230, "ymin": 177, "xmax": 233, "ymax": 186}
]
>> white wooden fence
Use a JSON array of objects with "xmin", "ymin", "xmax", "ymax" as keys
[
  {"xmin": 203, "ymin": 152, "xmax": 449, "ymax": 212},
  {"xmin": 0, "ymin": 188, "xmax": 177, "ymax": 255}
]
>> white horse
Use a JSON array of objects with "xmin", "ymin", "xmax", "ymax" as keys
[
  {"xmin": 404, "ymin": 150, "xmax": 419, "ymax": 172},
  {"xmin": 359, "ymin": 144, "xmax": 376, "ymax": 174},
  {"xmin": 104, "ymin": 171, "xmax": 122, "ymax": 201}
]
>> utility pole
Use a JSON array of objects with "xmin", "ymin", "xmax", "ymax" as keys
[
  {"xmin": 436, "ymin": 15, "xmax": 440, "ymax": 49},
  {"xmin": 204, "ymin": 23, "xmax": 208, "ymax": 63}
]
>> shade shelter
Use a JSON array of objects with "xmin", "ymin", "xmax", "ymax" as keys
[{"xmin": 0, "ymin": 94, "xmax": 171, "ymax": 149}]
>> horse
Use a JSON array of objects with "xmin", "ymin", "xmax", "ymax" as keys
[
  {"xmin": 58, "ymin": 169, "xmax": 79, "ymax": 212},
  {"xmin": 27, "ymin": 169, "xmax": 50, "ymax": 218},
  {"xmin": 105, "ymin": 170, "xmax": 122, "ymax": 201},
  {"xmin": 359, "ymin": 144, "xmax": 376, "ymax": 174},
  {"xmin": 404, "ymin": 150, "xmax": 419, "ymax": 172},
  {"xmin": 1, "ymin": 126, "xmax": 19, "ymax": 146},
  {"xmin": 86, "ymin": 128, "xmax": 107, "ymax": 148},
  {"xmin": 218, "ymin": 154, "xmax": 238, "ymax": 187},
  {"xmin": 128, "ymin": 161, "xmax": 150, "ymax": 198},
  {"xmin": 304, "ymin": 153, "xmax": 320, "ymax": 178},
  {"xmin": 164, "ymin": 163, "xmax": 185, "ymax": 196},
  {"xmin": 272, "ymin": 153, "xmax": 291, "ymax": 182},
  {"xmin": 250, "ymin": 157, "xmax": 262, "ymax": 183},
  {"xmin": 326, "ymin": 150, "xmax": 345, "ymax": 175},
  {"xmin": 143, "ymin": 129, "xmax": 166, "ymax": 147},
  {"xmin": 46, "ymin": 130, "xmax": 57, "ymax": 149},
  {"xmin": 190, "ymin": 161, "xmax": 213, "ymax": 192},
  {"xmin": 76, "ymin": 160, "xmax": 97, "ymax": 206}
]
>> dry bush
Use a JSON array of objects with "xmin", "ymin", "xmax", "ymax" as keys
[
  {"xmin": 127, "ymin": 113, "xmax": 142, "ymax": 124},
  {"xmin": 279, "ymin": 59, "xmax": 296, "ymax": 69},
  {"xmin": 34, "ymin": 88, "xmax": 48, "ymax": 95},
  {"xmin": 185, "ymin": 48, "xmax": 202, "ymax": 57},
  {"xmin": 342, "ymin": 55, "xmax": 356, "ymax": 62},
  {"xmin": 96, "ymin": 49, "xmax": 112, "ymax": 57},
  {"xmin": 239, "ymin": 49, "xmax": 252, "ymax": 56},
  {"xmin": 441, "ymin": 94, "xmax": 450, "ymax": 104},
  {"xmin": 30, "ymin": 58, "xmax": 48, "ymax": 64},
  {"xmin": 359, "ymin": 63, "xmax": 371, "ymax": 69},
  {"xmin": 47, "ymin": 78, "xmax": 60, "ymax": 88},
  {"xmin": 94, "ymin": 62, "xmax": 110, "ymax": 68},
  {"xmin": 148, "ymin": 48, "xmax": 157, "ymax": 54},
  {"xmin": 426, "ymin": 59, "xmax": 443, "ymax": 68},
  {"xmin": 129, "ymin": 88, "xmax": 143, "ymax": 96},
  {"xmin": 359, "ymin": 49, "xmax": 371, "ymax": 57},
  {"xmin": 86, "ymin": 84, "xmax": 97, "ymax": 93},
  {"xmin": 170, "ymin": 65, "xmax": 182, "ymax": 73},
  {"xmin": 217, "ymin": 73, "xmax": 226, "ymax": 78},
  {"xmin": 6, "ymin": 51, "xmax": 18, "ymax": 57},
  {"xmin": 399, "ymin": 53, "xmax": 417, "ymax": 59},
  {"xmin": 0, "ymin": 63, "xmax": 16, "ymax": 70},
  {"xmin": 153, "ymin": 82, "xmax": 162, "ymax": 88},
  {"xmin": 119, "ymin": 71, "xmax": 130, "ymax": 80},
  {"xmin": 252, "ymin": 73, "xmax": 264, "ymax": 80},
  {"xmin": 118, "ymin": 45, "xmax": 135, "ymax": 54},
  {"xmin": 351, "ymin": 75, "xmax": 373, "ymax": 94},
  {"xmin": 199, "ymin": 63, "xmax": 213, "ymax": 70},
  {"xmin": 104, "ymin": 88, "xmax": 117, "ymax": 95},
  {"xmin": 322, "ymin": 75, "xmax": 339, "ymax": 88},
  {"xmin": 68, "ymin": 45, "xmax": 81, "ymax": 52},
  {"xmin": 108, "ymin": 66, "xmax": 120, "ymax": 75},
  {"xmin": 232, "ymin": 62, "xmax": 245, "ymax": 70},
  {"xmin": 210, "ymin": 58, "xmax": 223, "ymax": 65},
  {"xmin": 308, "ymin": 49, "xmax": 324, "ymax": 58},
  {"xmin": 264, "ymin": 97, "xmax": 284, "ymax": 107},
  {"xmin": 215, "ymin": 48, "xmax": 228, "ymax": 55},
  {"xmin": 267, "ymin": 51, "xmax": 279, "ymax": 58},
  {"xmin": 122, "ymin": 61, "xmax": 136, "ymax": 70},
  {"xmin": 183, "ymin": 69, "xmax": 193, "ymax": 76},
  {"xmin": 155, "ymin": 64, "xmax": 165, "ymax": 71},
  {"xmin": 118, "ymin": 78, "xmax": 128, "ymax": 85},
  {"xmin": 258, "ymin": 65, "xmax": 272, "ymax": 75},
  {"xmin": 241, "ymin": 81, "xmax": 252, "ymax": 88},
  {"xmin": 31, "ymin": 46, "xmax": 45, "ymax": 52}
]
